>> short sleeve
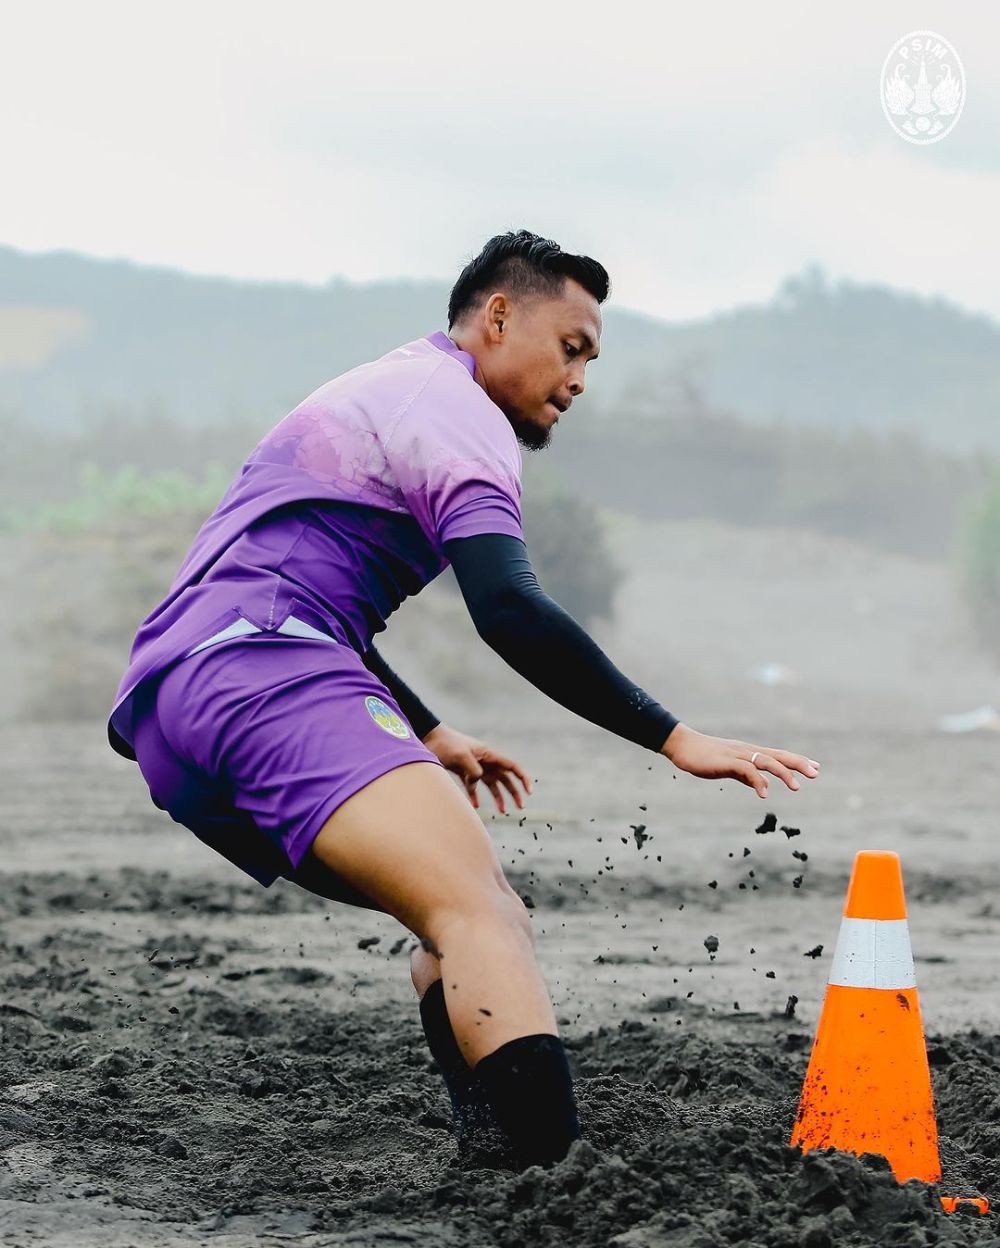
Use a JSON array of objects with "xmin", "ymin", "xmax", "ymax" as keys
[{"xmin": 383, "ymin": 361, "xmax": 524, "ymax": 551}]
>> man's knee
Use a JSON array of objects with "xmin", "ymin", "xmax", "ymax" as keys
[
  {"xmin": 429, "ymin": 884, "xmax": 534, "ymax": 950},
  {"xmin": 506, "ymin": 890, "xmax": 535, "ymax": 944},
  {"xmin": 482, "ymin": 885, "xmax": 534, "ymax": 944},
  {"xmin": 495, "ymin": 874, "xmax": 535, "ymax": 942}
]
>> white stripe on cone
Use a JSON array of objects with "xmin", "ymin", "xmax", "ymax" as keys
[{"xmin": 827, "ymin": 918, "xmax": 916, "ymax": 990}]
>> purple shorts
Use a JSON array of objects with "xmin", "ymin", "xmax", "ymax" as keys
[{"xmin": 131, "ymin": 630, "xmax": 441, "ymax": 895}]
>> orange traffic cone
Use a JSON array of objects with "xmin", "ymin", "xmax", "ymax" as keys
[{"xmin": 790, "ymin": 850, "xmax": 940, "ymax": 1183}]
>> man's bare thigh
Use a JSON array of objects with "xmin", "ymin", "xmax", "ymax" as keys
[{"xmin": 300, "ymin": 761, "xmax": 516, "ymax": 934}]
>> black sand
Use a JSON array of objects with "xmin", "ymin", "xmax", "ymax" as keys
[{"xmin": 2, "ymin": 862, "xmax": 999, "ymax": 1247}]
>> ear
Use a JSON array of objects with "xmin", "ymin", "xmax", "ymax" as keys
[{"xmin": 483, "ymin": 293, "xmax": 508, "ymax": 344}]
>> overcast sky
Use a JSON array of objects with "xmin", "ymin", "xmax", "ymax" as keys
[{"xmin": 2, "ymin": 1, "xmax": 998, "ymax": 324}]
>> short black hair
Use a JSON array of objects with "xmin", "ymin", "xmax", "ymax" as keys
[{"xmin": 447, "ymin": 229, "xmax": 610, "ymax": 329}]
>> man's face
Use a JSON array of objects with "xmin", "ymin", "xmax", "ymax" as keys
[{"xmin": 473, "ymin": 279, "xmax": 602, "ymax": 451}]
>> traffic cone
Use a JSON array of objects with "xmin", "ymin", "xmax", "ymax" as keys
[{"xmin": 790, "ymin": 850, "xmax": 940, "ymax": 1183}]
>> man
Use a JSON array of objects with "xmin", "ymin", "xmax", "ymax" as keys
[{"xmin": 109, "ymin": 229, "xmax": 820, "ymax": 1170}]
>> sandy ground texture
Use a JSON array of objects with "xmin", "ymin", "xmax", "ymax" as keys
[{"xmin": 3, "ymin": 516, "xmax": 1000, "ymax": 1246}]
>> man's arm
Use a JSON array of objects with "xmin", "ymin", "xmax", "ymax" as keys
[
  {"xmin": 361, "ymin": 646, "xmax": 441, "ymax": 741},
  {"xmin": 442, "ymin": 532, "xmax": 679, "ymax": 753}
]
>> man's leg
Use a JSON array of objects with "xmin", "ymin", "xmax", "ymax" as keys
[
  {"xmin": 288, "ymin": 830, "xmax": 504, "ymax": 1152},
  {"xmin": 306, "ymin": 761, "xmax": 552, "ymax": 1058},
  {"xmin": 410, "ymin": 945, "xmax": 507, "ymax": 1155},
  {"xmin": 300, "ymin": 760, "xmax": 580, "ymax": 1166},
  {"xmin": 409, "ymin": 942, "xmax": 441, "ymax": 995}
]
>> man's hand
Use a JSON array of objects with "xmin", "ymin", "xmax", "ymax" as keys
[
  {"xmin": 661, "ymin": 723, "xmax": 820, "ymax": 799},
  {"xmin": 422, "ymin": 724, "xmax": 533, "ymax": 814}
]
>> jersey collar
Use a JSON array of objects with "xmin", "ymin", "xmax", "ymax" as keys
[{"xmin": 425, "ymin": 330, "xmax": 477, "ymax": 379}]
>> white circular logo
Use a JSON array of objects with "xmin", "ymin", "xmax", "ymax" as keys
[{"xmin": 881, "ymin": 31, "xmax": 965, "ymax": 144}]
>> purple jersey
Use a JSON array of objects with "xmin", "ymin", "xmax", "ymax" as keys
[{"xmin": 108, "ymin": 331, "xmax": 523, "ymax": 759}]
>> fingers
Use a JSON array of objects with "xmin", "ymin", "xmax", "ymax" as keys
[
  {"xmin": 753, "ymin": 748, "xmax": 820, "ymax": 788},
  {"xmin": 751, "ymin": 753, "xmax": 800, "ymax": 792},
  {"xmin": 493, "ymin": 753, "xmax": 533, "ymax": 798},
  {"xmin": 479, "ymin": 753, "xmax": 532, "ymax": 814},
  {"xmin": 767, "ymin": 750, "xmax": 820, "ymax": 778},
  {"xmin": 735, "ymin": 759, "xmax": 769, "ymax": 799},
  {"xmin": 459, "ymin": 748, "xmax": 533, "ymax": 816},
  {"xmin": 496, "ymin": 770, "xmax": 525, "ymax": 811},
  {"xmin": 484, "ymin": 768, "xmax": 532, "ymax": 815},
  {"xmin": 486, "ymin": 777, "xmax": 506, "ymax": 815}
]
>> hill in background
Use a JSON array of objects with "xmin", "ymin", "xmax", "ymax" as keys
[{"xmin": 2, "ymin": 246, "xmax": 999, "ymax": 455}]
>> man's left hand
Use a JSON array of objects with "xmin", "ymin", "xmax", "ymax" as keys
[
  {"xmin": 422, "ymin": 724, "xmax": 533, "ymax": 814},
  {"xmin": 661, "ymin": 722, "xmax": 819, "ymax": 798}
]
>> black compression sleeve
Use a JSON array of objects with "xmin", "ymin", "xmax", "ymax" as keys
[
  {"xmin": 361, "ymin": 646, "xmax": 441, "ymax": 741},
  {"xmin": 443, "ymin": 532, "xmax": 679, "ymax": 753}
]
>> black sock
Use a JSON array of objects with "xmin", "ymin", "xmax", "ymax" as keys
[
  {"xmin": 473, "ymin": 1032, "xmax": 581, "ymax": 1168},
  {"xmin": 418, "ymin": 979, "xmax": 503, "ymax": 1147}
]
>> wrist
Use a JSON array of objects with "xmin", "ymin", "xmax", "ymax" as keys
[
  {"xmin": 421, "ymin": 720, "xmax": 445, "ymax": 744},
  {"xmin": 658, "ymin": 720, "xmax": 688, "ymax": 761}
]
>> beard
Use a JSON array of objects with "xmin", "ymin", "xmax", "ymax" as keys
[{"xmin": 507, "ymin": 412, "xmax": 553, "ymax": 452}]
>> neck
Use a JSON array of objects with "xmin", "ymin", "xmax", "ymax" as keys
[{"xmin": 447, "ymin": 329, "xmax": 488, "ymax": 392}]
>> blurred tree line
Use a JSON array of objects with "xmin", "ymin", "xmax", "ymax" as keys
[
  {"xmin": 6, "ymin": 246, "xmax": 1000, "ymax": 456},
  {"xmin": 555, "ymin": 399, "xmax": 994, "ymax": 561}
]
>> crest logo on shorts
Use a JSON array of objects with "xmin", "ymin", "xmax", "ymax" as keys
[{"xmin": 364, "ymin": 695, "xmax": 411, "ymax": 739}]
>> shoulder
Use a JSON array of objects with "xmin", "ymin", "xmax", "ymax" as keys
[
  {"xmin": 289, "ymin": 336, "xmax": 453, "ymax": 425},
  {"xmin": 392, "ymin": 345, "xmax": 520, "ymax": 473}
]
